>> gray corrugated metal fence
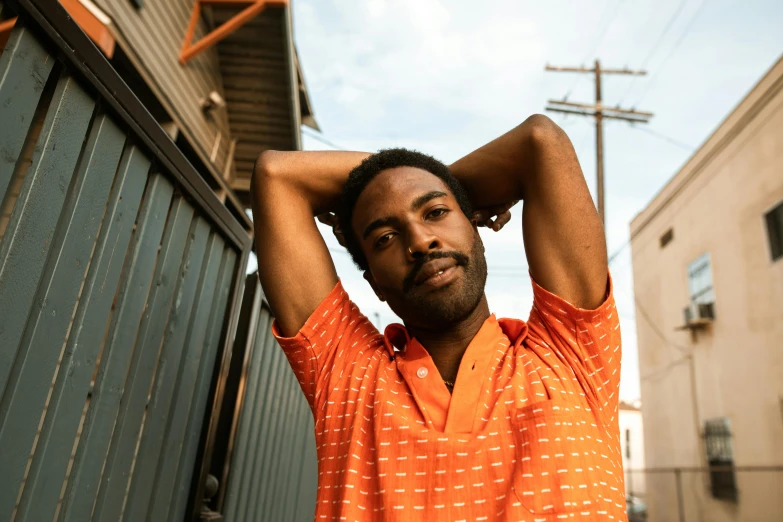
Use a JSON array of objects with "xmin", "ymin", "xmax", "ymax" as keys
[
  {"xmin": 0, "ymin": 2, "xmax": 251, "ymax": 521},
  {"xmin": 221, "ymin": 277, "xmax": 318, "ymax": 522}
]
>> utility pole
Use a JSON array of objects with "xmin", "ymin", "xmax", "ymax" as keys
[{"xmin": 545, "ymin": 60, "xmax": 653, "ymax": 225}]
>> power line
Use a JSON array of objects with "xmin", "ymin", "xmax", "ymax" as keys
[
  {"xmin": 632, "ymin": 124, "xmax": 695, "ymax": 152},
  {"xmin": 564, "ymin": 0, "xmax": 626, "ymax": 99},
  {"xmin": 641, "ymin": 353, "xmax": 691, "ymax": 382},
  {"xmin": 618, "ymin": 0, "xmax": 691, "ymax": 104},
  {"xmin": 582, "ymin": 1, "xmax": 624, "ymax": 63},
  {"xmin": 608, "ymin": 240, "xmax": 630, "ymax": 265},
  {"xmin": 633, "ymin": 294, "xmax": 691, "ymax": 353},
  {"xmin": 302, "ymin": 127, "xmax": 347, "ymax": 150},
  {"xmin": 632, "ymin": 0, "xmax": 708, "ymax": 107}
]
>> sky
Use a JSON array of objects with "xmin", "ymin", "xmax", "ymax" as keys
[{"xmin": 248, "ymin": 0, "xmax": 783, "ymax": 402}]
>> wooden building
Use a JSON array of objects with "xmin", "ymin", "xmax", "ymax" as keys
[{"xmin": 8, "ymin": 0, "xmax": 318, "ymax": 213}]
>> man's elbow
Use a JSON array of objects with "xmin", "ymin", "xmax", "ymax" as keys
[
  {"xmin": 523, "ymin": 114, "xmax": 568, "ymax": 147},
  {"xmin": 253, "ymin": 150, "xmax": 282, "ymax": 184},
  {"xmin": 250, "ymin": 151, "xmax": 284, "ymax": 214}
]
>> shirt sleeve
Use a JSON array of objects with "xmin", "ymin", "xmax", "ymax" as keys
[
  {"xmin": 272, "ymin": 280, "xmax": 380, "ymax": 410},
  {"xmin": 525, "ymin": 272, "xmax": 622, "ymax": 425}
]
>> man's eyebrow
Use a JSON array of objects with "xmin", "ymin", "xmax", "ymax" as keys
[
  {"xmin": 363, "ymin": 217, "xmax": 399, "ymax": 240},
  {"xmin": 411, "ymin": 191, "xmax": 448, "ymax": 212},
  {"xmin": 361, "ymin": 191, "xmax": 448, "ymax": 240}
]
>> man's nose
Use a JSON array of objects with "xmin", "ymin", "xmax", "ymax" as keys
[{"xmin": 406, "ymin": 224, "xmax": 441, "ymax": 261}]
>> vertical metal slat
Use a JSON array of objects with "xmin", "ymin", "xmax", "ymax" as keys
[
  {"xmin": 0, "ymin": 73, "xmax": 95, "ymax": 398},
  {"xmin": 239, "ymin": 329, "xmax": 288, "ymax": 522},
  {"xmin": 261, "ymin": 362, "xmax": 299, "ymax": 521},
  {"xmin": 282, "ymin": 404, "xmax": 312, "ymax": 522},
  {"xmin": 58, "ymin": 173, "xmax": 174, "ymax": 522},
  {"xmin": 223, "ymin": 306, "xmax": 273, "ymax": 522},
  {"xmin": 168, "ymin": 248, "xmax": 237, "ymax": 522},
  {"xmin": 145, "ymin": 233, "xmax": 226, "ymax": 521},
  {"xmin": 92, "ymin": 196, "xmax": 195, "ymax": 522},
  {"xmin": 250, "ymin": 342, "xmax": 291, "ymax": 521},
  {"xmin": 0, "ymin": 23, "xmax": 54, "ymax": 199},
  {"xmin": 293, "ymin": 413, "xmax": 318, "ymax": 522},
  {"xmin": 121, "ymin": 216, "xmax": 211, "ymax": 521},
  {"xmin": 17, "ymin": 142, "xmax": 152, "ymax": 522},
  {"xmin": 0, "ymin": 112, "xmax": 125, "ymax": 522}
]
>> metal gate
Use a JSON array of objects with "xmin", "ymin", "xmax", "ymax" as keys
[{"xmin": 0, "ymin": 1, "xmax": 252, "ymax": 520}]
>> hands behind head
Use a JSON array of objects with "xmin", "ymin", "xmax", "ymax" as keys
[
  {"xmin": 472, "ymin": 200, "xmax": 518, "ymax": 232},
  {"xmin": 317, "ymin": 212, "xmax": 347, "ymax": 247},
  {"xmin": 316, "ymin": 200, "xmax": 518, "ymax": 248}
]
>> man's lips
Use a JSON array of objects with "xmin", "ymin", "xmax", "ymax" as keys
[{"xmin": 414, "ymin": 258, "xmax": 458, "ymax": 286}]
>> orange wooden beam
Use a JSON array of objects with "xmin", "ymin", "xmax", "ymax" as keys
[
  {"xmin": 0, "ymin": 17, "xmax": 17, "ymax": 51},
  {"xmin": 0, "ymin": 17, "xmax": 17, "ymax": 35},
  {"xmin": 59, "ymin": 0, "xmax": 115, "ymax": 57},
  {"xmin": 179, "ymin": 0, "xmax": 287, "ymax": 65}
]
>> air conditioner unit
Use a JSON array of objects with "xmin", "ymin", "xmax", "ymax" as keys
[
  {"xmin": 698, "ymin": 302, "xmax": 715, "ymax": 320},
  {"xmin": 683, "ymin": 302, "xmax": 715, "ymax": 327}
]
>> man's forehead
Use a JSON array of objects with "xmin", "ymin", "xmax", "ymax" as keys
[{"xmin": 356, "ymin": 167, "xmax": 451, "ymax": 211}]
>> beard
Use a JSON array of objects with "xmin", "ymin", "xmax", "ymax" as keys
[{"xmin": 399, "ymin": 231, "xmax": 487, "ymax": 328}]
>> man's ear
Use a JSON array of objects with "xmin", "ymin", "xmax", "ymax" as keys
[{"xmin": 363, "ymin": 271, "xmax": 385, "ymax": 301}]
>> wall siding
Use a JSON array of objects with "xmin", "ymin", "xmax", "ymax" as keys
[
  {"xmin": 222, "ymin": 281, "xmax": 318, "ymax": 522},
  {"xmin": 214, "ymin": 6, "xmax": 298, "ymax": 182},
  {"xmin": 0, "ymin": 7, "xmax": 251, "ymax": 521},
  {"xmin": 95, "ymin": 0, "xmax": 231, "ymax": 173}
]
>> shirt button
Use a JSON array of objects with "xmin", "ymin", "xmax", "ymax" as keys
[{"xmin": 416, "ymin": 367, "xmax": 428, "ymax": 378}]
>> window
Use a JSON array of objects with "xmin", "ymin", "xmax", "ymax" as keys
[
  {"xmin": 688, "ymin": 253, "xmax": 714, "ymax": 305},
  {"xmin": 625, "ymin": 429, "xmax": 631, "ymax": 459},
  {"xmin": 704, "ymin": 418, "xmax": 737, "ymax": 501},
  {"xmin": 766, "ymin": 200, "xmax": 783, "ymax": 261},
  {"xmin": 660, "ymin": 228, "xmax": 674, "ymax": 248}
]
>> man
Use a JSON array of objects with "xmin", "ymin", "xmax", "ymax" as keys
[{"xmin": 250, "ymin": 114, "xmax": 625, "ymax": 521}]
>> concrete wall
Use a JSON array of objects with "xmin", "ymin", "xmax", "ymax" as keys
[{"xmin": 630, "ymin": 55, "xmax": 783, "ymax": 522}]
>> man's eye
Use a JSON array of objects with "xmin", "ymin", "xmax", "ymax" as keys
[
  {"xmin": 428, "ymin": 208, "xmax": 448, "ymax": 219},
  {"xmin": 376, "ymin": 233, "xmax": 393, "ymax": 247}
]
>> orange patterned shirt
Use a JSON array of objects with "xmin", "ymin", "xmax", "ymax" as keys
[{"xmin": 273, "ymin": 275, "xmax": 626, "ymax": 521}]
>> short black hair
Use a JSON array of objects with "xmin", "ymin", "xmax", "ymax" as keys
[{"xmin": 337, "ymin": 148, "xmax": 473, "ymax": 271}]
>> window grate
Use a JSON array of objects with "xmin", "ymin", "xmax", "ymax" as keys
[{"xmin": 704, "ymin": 418, "xmax": 738, "ymax": 501}]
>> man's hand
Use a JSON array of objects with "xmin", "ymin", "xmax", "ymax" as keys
[
  {"xmin": 316, "ymin": 213, "xmax": 347, "ymax": 247},
  {"xmin": 472, "ymin": 201, "xmax": 518, "ymax": 231}
]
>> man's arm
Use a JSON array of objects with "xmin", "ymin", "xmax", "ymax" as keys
[
  {"xmin": 449, "ymin": 114, "xmax": 607, "ymax": 309},
  {"xmin": 250, "ymin": 150, "xmax": 369, "ymax": 336}
]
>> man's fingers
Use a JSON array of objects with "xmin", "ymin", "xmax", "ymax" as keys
[
  {"xmin": 316, "ymin": 213, "xmax": 336, "ymax": 225},
  {"xmin": 492, "ymin": 210, "xmax": 512, "ymax": 231}
]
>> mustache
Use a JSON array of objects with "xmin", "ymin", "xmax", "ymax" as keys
[{"xmin": 403, "ymin": 251, "xmax": 469, "ymax": 294}]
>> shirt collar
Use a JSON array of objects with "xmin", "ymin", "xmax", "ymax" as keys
[{"xmin": 383, "ymin": 315, "xmax": 529, "ymax": 357}]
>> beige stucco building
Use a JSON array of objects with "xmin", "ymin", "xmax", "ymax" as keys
[
  {"xmin": 618, "ymin": 402, "xmax": 646, "ymax": 500},
  {"xmin": 630, "ymin": 55, "xmax": 783, "ymax": 522}
]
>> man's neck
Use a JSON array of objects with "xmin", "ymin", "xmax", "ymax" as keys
[{"xmin": 406, "ymin": 296, "xmax": 491, "ymax": 383}]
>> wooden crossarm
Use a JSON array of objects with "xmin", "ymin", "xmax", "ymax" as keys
[{"xmin": 180, "ymin": 0, "xmax": 288, "ymax": 65}]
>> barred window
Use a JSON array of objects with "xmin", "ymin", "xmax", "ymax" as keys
[{"xmin": 704, "ymin": 418, "xmax": 737, "ymax": 501}]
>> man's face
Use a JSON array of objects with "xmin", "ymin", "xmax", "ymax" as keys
[{"xmin": 351, "ymin": 167, "xmax": 487, "ymax": 329}]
